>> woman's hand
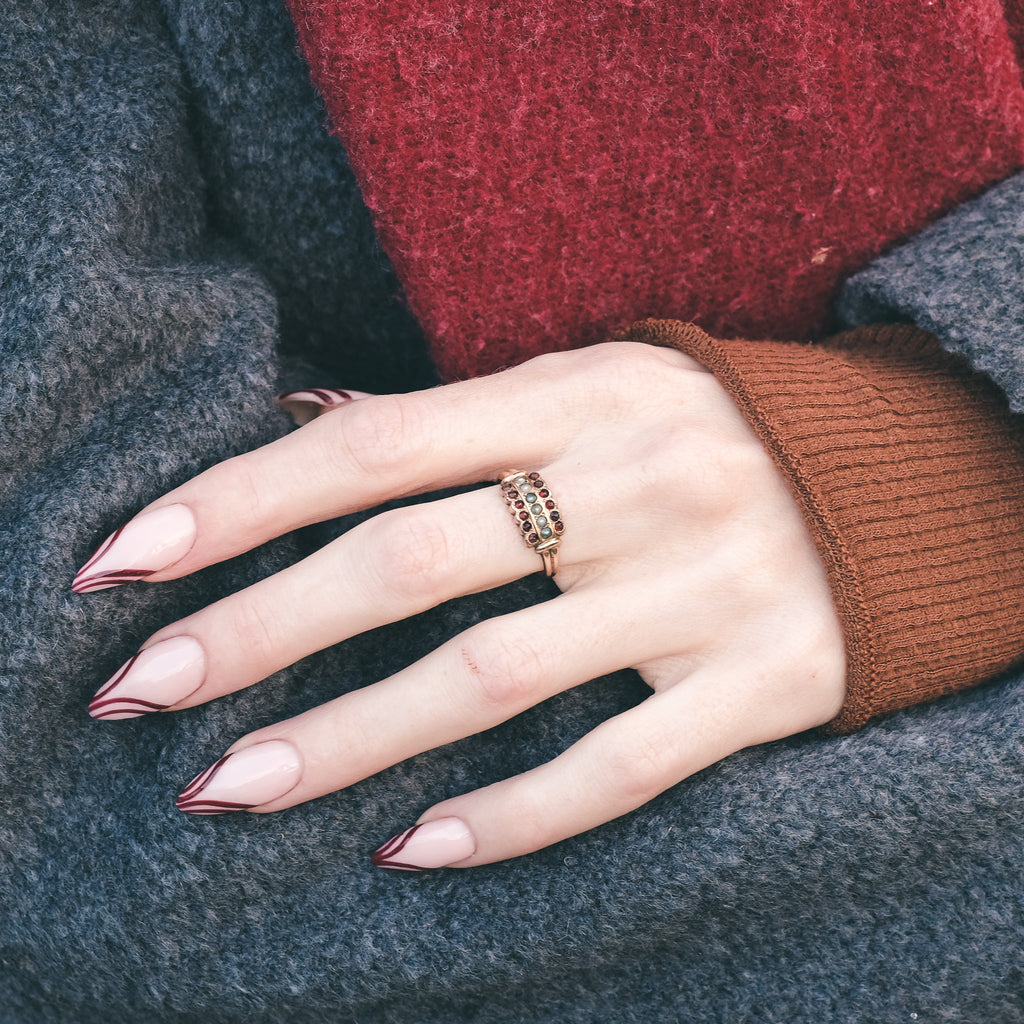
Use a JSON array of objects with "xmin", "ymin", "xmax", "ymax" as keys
[{"xmin": 75, "ymin": 341, "xmax": 846, "ymax": 868}]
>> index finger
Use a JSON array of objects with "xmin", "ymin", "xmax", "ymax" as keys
[{"xmin": 70, "ymin": 343, "xmax": 694, "ymax": 591}]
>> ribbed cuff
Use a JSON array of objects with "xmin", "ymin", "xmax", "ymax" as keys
[{"xmin": 618, "ymin": 319, "xmax": 1024, "ymax": 732}]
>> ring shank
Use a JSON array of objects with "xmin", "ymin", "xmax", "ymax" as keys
[{"xmin": 539, "ymin": 545, "xmax": 559, "ymax": 577}]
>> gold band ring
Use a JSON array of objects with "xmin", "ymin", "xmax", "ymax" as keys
[{"xmin": 499, "ymin": 470, "xmax": 565, "ymax": 577}]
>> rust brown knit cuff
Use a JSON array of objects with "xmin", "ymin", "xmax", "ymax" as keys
[{"xmin": 618, "ymin": 318, "xmax": 1024, "ymax": 732}]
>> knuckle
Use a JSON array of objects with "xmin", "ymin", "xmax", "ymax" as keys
[
  {"xmin": 222, "ymin": 595, "xmax": 284, "ymax": 664},
  {"xmin": 598, "ymin": 728, "xmax": 679, "ymax": 807},
  {"xmin": 701, "ymin": 441, "xmax": 755, "ymax": 502},
  {"xmin": 457, "ymin": 625, "xmax": 549, "ymax": 710},
  {"xmin": 578, "ymin": 340, "xmax": 636, "ymax": 375},
  {"xmin": 577, "ymin": 342, "xmax": 657, "ymax": 401},
  {"xmin": 333, "ymin": 393, "xmax": 426, "ymax": 479},
  {"xmin": 756, "ymin": 617, "xmax": 847, "ymax": 727},
  {"xmin": 518, "ymin": 343, "xmax": 667, "ymax": 419},
  {"xmin": 590, "ymin": 341, "xmax": 695, "ymax": 397},
  {"xmin": 676, "ymin": 437, "xmax": 767, "ymax": 525},
  {"xmin": 204, "ymin": 454, "xmax": 274, "ymax": 531},
  {"xmin": 499, "ymin": 791, "xmax": 553, "ymax": 852},
  {"xmin": 368, "ymin": 507, "xmax": 454, "ymax": 603}
]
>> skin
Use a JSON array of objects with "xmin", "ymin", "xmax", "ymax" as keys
[{"xmin": 130, "ymin": 341, "xmax": 847, "ymax": 866}]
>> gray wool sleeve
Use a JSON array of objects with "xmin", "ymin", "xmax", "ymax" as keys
[
  {"xmin": 3, "ymin": 2, "xmax": 1024, "ymax": 1023},
  {"xmin": 837, "ymin": 172, "xmax": 1024, "ymax": 412}
]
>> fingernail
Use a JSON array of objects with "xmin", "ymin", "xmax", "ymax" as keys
[
  {"xmin": 274, "ymin": 388, "xmax": 373, "ymax": 425},
  {"xmin": 88, "ymin": 636, "xmax": 206, "ymax": 720},
  {"xmin": 176, "ymin": 740, "xmax": 303, "ymax": 815},
  {"xmin": 72, "ymin": 504, "xmax": 196, "ymax": 593},
  {"xmin": 371, "ymin": 817, "xmax": 477, "ymax": 871}
]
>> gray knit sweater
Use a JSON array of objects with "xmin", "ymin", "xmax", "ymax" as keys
[{"xmin": 1, "ymin": 2, "xmax": 1022, "ymax": 1022}]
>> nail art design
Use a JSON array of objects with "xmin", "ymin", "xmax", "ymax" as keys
[
  {"xmin": 371, "ymin": 825, "xmax": 430, "ymax": 871},
  {"xmin": 274, "ymin": 388, "xmax": 373, "ymax": 426},
  {"xmin": 72, "ymin": 525, "xmax": 157, "ymax": 592},
  {"xmin": 176, "ymin": 740, "xmax": 302, "ymax": 816},
  {"xmin": 72, "ymin": 504, "xmax": 196, "ymax": 594},
  {"xmin": 88, "ymin": 636, "xmax": 205, "ymax": 720},
  {"xmin": 372, "ymin": 817, "xmax": 477, "ymax": 871},
  {"xmin": 175, "ymin": 756, "xmax": 247, "ymax": 815},
  {"xmin": 275, "ymin": 388, "xmax": 365, "ymax": 405}
]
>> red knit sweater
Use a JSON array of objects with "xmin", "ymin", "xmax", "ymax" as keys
[
  {"xmin": 286, "ymin": 0, "xmax": 1024, "ymax": 379},
  {"xmin": 284, "ymin": 1, "xmax": 1024, "ymax": 730}
]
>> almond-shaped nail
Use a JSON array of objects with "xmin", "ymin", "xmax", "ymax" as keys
[
  {"xmin": 72, "ymin": 504, "xmax": 196, "ymax": 593},
  {"xmin": 89, "ymin": 636, "xmax": 206, "ymax": 720},
  {"xmin": 275, "ymin": 388, "xmax": 373, "ymax": 425},
  {"xmin": 371, "ymin": 817, "xmax": 477, "ymax": 871},
  {"xmin": 176, "ymin": 740, "xmax": 303, "ymax": 815}
]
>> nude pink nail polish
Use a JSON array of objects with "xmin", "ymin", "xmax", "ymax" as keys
[
  {"xmin": 89, "ymin": 636, "xmax": 205, "ymax": 720},
  {"xmin": 274, "ymin": 388, "xmax": 373, "ymax": 425},
  {"xmin": 72, "ymin": 504, "xmax": 196, "ymax": 593},
  {"xmin": 371, "ymin": 817, "xmax": 477, "ymax": 871},
  {"xmin": 176, "ymin": 740, "xmax": 303, "ymax": 815}
]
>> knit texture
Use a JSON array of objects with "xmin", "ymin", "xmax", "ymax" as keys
[
  {"xmin": 838, "ymin": 170, "xmax": 1024, "ymax": 415},
  {"xmin": 3, "ymin": 2, "xmax": 1024, "ymax": 1022},
  {"xmin": 154, "ymin": 0, "xmax": 435, "ymax": 395},
  {"xmin": 621, "ymin": 320, "xmax": 1024, "ymax": 731},
  {"xmin": 285, "ymin": 0, "xmax": 1024, "ymax": 381}
]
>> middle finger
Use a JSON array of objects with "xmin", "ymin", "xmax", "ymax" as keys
[{"xmin": 89, "ymin": 482, "xmax": 580, "ymax": 717}]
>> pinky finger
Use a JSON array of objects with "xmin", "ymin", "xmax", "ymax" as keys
[{"xmin": 371, "ymin": 668, "xmax": 767, "ymax": 870}]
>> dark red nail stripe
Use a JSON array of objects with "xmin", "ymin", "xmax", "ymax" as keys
[
  {"xmin": 175, "ymin": 799, "xmax": 254, "ymax": 815},
  {"xmin": 276, "ymin": 388, "xmax": 354, "ymax": 405},
  {"xmin": 89, "ymin": 654, "xmax": 169, "ymax": 718},
  {"xmin": 310, "ymin": 388, "xmax": 353, "ymax": 403},
  {"xmin": 72, "ymin": 567, "xmax": 158, "ymax": 594},
  {"xmin": 74, "ymin": 516, "xmax": 164, "ymax": 592},
  {"xmin": 89, "ymin": 696, "xmax": 169, "ymax": 719},
  {"xmin": 176, "ymin": 754, "xmax": 253, "ymax": 816},
  {"xmin": 371, "ymin": 824, "xmax": 426, "ymax": 871},
  {"xmin": 177, "ymin": 756, "xmax": 226, "ymax": 799},
  {"xmin": 90, "ymin": 653, "xmax": 140, "ymax": 700},
  {"xmin": 75, "ymin": 525, "xmax": 125, "ymax": 578}
]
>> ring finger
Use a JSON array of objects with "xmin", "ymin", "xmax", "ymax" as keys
[{"xmin": 173, "ymin": 580, "xmax": 677, "ymax": 815}]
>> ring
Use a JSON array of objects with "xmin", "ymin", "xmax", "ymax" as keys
[{"xmin": 499, "ymin": 470, "xmax": 565, "ymax": 577}]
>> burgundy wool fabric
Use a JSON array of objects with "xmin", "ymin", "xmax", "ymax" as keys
[{"xmin": 285, "ymin": 0, "xmax": 1024, "ymax": 381}]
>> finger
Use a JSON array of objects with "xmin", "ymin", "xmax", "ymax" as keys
[
  {"xmin": 172, "ymin": 582, "xmax": 679, "ymax": 815},
  {"xmin": 89, "ymin": 449, "xmax": 624, "ymax": 715},
  {"xmin": 71, "ymin": 342, "xmax": 689, "ymax": 588},
  {"xmin": 374, "ymin": 667, "xmax": 776, "ymax": 869},
  {"xmin": 91, "ymin": 485, "xmax": 554, "ymax": 715}
]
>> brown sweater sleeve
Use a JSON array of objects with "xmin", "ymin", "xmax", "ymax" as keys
[{"xmin": 617, "ymin": 319, "xmax": 1024, "ymax": 732}]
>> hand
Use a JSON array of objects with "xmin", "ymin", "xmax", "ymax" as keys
[{"xmin": 75, "ymin": 341, "xmax": 846, "ymax": 868}]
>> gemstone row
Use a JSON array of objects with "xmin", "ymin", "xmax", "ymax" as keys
[{"xmin": 502, "ymin": 471, "xmax": 565, "ymax": 548}]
